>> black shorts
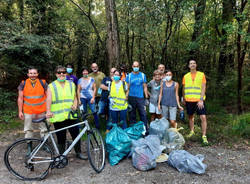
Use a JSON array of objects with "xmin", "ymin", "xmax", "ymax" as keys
[{"xmin": 186, "ymin": 102, "xmax": 206, "ymax": 115}]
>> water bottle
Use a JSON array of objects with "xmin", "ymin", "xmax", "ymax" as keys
[
  {"xmin": 97, "ymin": 87, "xmax": 102, "ymax": 95},
  {"xmin": 180, "ymin": 110, "xmax": 185, "ymax": 120}
]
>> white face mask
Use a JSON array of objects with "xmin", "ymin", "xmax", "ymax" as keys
[{"xmin": 165, "ymin": 76, "xmax": 172, "ymax": 81}]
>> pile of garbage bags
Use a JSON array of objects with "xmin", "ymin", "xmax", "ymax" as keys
[{"xmin": 105, "ymin": 118, "xmax": 207, "ymax": 174}]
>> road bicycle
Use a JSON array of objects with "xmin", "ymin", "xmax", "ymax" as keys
[{"xmin": 4, "ymin": 111, "xmax": 105, "ymax": 181}]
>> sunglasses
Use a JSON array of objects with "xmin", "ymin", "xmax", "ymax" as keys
[{"xmin": 57, "ymin": 71, "xmax": 66, "ymax": 74}]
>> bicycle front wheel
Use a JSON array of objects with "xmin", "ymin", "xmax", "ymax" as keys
[
  {"xmin": 4, "ymin": 138, "xmax": 53, "ymax": 181},
  {"xmin": 87, "ymin": 128, "xmax": 105, "ymax": 173}
]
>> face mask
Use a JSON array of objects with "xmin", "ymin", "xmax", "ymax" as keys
[
  {"xmin": 165, "ymin": 76, "xmax": 172, "ymax": 81},
  {"xmin": 93, "ymin": 69, "xmax": 98, "ymax": 72},
  {"xmin": 113, "ymin": 76, "xmax": 120, "ymax": 81},
  {"xmin": 133, "ymin": 67, "xmax": 139, "ymax": 72},
  {"xmin": 83, "ymin": 75, "xmax": 88, "ymax": 78},
  {"xmin": 57, "ymin": 77, "xmax": 65, "ymax": 82},
  {"xmin": 66, "ymin": 68, "xmax": 73, "ymax": 74}
]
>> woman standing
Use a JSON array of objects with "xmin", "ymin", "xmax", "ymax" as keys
[
  {"xmin": 77, "ymin": 67, "xmax": 100, "ymax": 129},
  {"xmin": 46, "ymin": 65, "xmax": 85, "ymax": 159},
  {"xmin": 109, "ymin": 70, "xmax": 128, "ymax": 129},
  {"xmin": 158, "ymin": 70, "xmax": 183, "ymax": 128}
]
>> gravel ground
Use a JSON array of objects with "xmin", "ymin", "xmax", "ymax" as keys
[{"xmin": 0, "ymin": 130, "xmax": 249, "ymax": 184}]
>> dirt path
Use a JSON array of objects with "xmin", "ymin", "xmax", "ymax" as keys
[{"xmin": 0, "ymin": 129, "xmax": 249, "ymax": 184}]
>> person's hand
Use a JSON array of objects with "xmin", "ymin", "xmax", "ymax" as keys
[
  {"xmin": 90, "ymin": 98, "xmax": 95, "ymax": 104},
  {"xmin": 158, "ymin": 104, "xmax": 161, "ymax": 111},
  {"xmin": 71, "ymin": 104, "xmax": 77, "ymax": 111},
  {"xmin": 78, "ymin": 100, "xmax": 81, "ymax": 105},
  {"xmin": 182, "ymin": 99, "xmax": 186, "ymax": 106},
  {"xmin": 46, "ymin": 111, "xmax": 54, "ymax": 118},
  {"xmin": 197, "ymin": 100, "xmax": 204, "ymax": 109},
  {"xmin": 179, "ymin": 106, "xmax": 184, "ymax": 111},
  {"xmin": 19, "ymin": 112, "xmax": 24, "ymax": 120}
]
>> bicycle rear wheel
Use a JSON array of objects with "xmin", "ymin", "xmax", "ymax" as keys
[
  {"xmin": 4, "ymin": 138, "xmax": 53, "ymax": 181},
  {"xmin": 87, "ymin": 128, "xmax": 105, "ymax": 173}
]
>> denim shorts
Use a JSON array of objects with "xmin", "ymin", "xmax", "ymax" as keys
[
  {"xmin": 149, "ymin": 102, "xmax": 161, "ymax": 115},
  {"xmin": 162, "ymin": 106, "xmax": 177, "ymax": 121}
]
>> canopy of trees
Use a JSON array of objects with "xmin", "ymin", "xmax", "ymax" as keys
[{"xmin": 0, "ymin": 0, "xmax": 249, "ymax": 113}]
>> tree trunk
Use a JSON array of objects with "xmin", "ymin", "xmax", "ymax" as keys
[
  {"xmin": 104, "ymin": 0, "xmax": 120, "ymax": 69},
  {"xmin": 189, "ymin": 0, "xmax": 206, "ymax": 61}
]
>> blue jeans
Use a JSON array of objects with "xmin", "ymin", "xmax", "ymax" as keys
[
  {"xmin": 110, "ymin": 109, "xmax": 127, "ymax": 130},
  {"xmin": 128, "ymin": 96, "xmax": 148, "ymax": 129},
  {"xmin": 80, "ymin": 98, "xmax": 100, "ymax": 129}
]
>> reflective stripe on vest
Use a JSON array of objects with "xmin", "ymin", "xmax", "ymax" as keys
[
  {"xmin": 24, "ymin": 99, "xmax": 46, "ymax": 106},
  {"xmin": 24, "ymin": 95, "xmax": 45, "ymax": 99},
  {"xmin": 110, "ymin": 81, "xmax": 128, "ymax": 110},
  {"xmin": 184, "ymin": 71, "xmax": 206, "ymax": 102},
  {"xmin": 49, "ymin": 80, "xmax": 75, "ymax": 123}
]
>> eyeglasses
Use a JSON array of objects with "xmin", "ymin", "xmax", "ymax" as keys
[{"xmin": 57, "ymin": 71, "xmax": 66, "ymax": 74}]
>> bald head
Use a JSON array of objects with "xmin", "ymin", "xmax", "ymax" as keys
[{"xmin": 91, "ymin": 63, "xmax": 98, "ymax": 73}]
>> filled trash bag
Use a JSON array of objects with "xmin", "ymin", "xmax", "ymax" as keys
[
  {"xmin": 125, "ymin": 121, "xmax": 146, "ymax": 140},
  {"xmin": 149, "ymin": 117, "xmax": 169, "ymax": 142},
  {"xmin": 162, "ymin": 128, "xmax": 185, "ymax": 153},
  {"xmin": 131, "ymin": 135, "xmax": 165, "ymax": 171},
  {"xmin": 168, "ymin": 150, "xmax": 207, "ymax": 174},
  {"xmin": 106, "ymin": 124, "xmax": 132, "ymax": 166}
]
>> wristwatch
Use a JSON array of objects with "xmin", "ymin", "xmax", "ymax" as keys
[{"xmin": 200, "ymin": 97, "xmax": 204, "ymax": 101}]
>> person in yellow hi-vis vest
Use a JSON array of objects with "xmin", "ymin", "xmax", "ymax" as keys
[
  {"xmin": 46, "ymin": 65, "xmax": 85, "ymax": 159},
  {"xmin": 182, "ymin": 60, "xmax": 208, "ymax": 145},
  {"xmin": 109, "ymin": 70, "xmax": 128, "ymax": 129}
]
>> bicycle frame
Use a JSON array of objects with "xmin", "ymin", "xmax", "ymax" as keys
[{"xmin": 27, "ymin": 120, "xmax": 90, "ymax": 165}]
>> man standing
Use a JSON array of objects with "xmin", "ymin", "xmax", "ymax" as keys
[
  {"xmin": 66, "ymin": 63, "xmax": 78, "ymax": 86},
  {"xmin": 17, "ymin": 67, "xmax": 48, "ymax": 139},
  {"xmin": 98, "ymin": 68, "xmax": 116, "ymax": 128},
  {"xmin": 89, "ymin": 63, "xmax": 105, "ymax": 105},
  {"xmin": 126, "ymin": 61, "xmax": 149, "ymax": 130},
  {"xmin": 182, "ymin": 60, "xmax": 208, "ymax": 145}
]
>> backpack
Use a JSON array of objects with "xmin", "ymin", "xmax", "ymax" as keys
[{"xmin": 23, "ymin": 79, "xmax": 46, "ymax": 91}]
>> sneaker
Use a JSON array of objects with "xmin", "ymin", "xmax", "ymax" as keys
[
  {"xmin": 186, "ymin": 130, "xmax": 195, "ymax": 138},
  {"xmin": 202, "ymin": 135, "xmax": 209, "ymax": 145}
]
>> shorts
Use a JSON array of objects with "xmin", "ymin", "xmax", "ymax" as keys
[
  {"xmin": 149, "ymin": 103, "xmax": 161, "ymax": 115},
  {"xmin": 162, "ymin": 106, "xmax": 177, "ymax": 121},
  {"xmin": 186, "ymin": 101, "xmax": 206, "ymax": 115}
]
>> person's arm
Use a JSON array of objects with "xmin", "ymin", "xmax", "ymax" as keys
[
  {"xmin": 197, "ymin": 83, "xmax": 206, "ymax": 109},
  {"xmin": 46, "ymin": 87, "xmax": 53, "ymax": 118},
  {"xmin": 158, "ymin": 82, "xmax": 163, "ymax": 110},
  {"xmin": 143, "ymin": 83, "xmax": 149, "ymax": 99},
  {"xmin": 100, "ymin": 84, "xmax": 108, "ymax": 90},
  {"xmin": 17, "ymin": 90, "xmax": 24, "ymax": 120},
  {"xmin": 91, "ymin": 82, "xmax": 96, "ymax": 104},
  {"xmin": 77, "ymin": 84, "xmax": 81, "ymax": 105},
  {"xmin": 72, "ymin": 90, "xmax": 78, "ymax": 110},
  {"xmin": 126, "ymin": 83, "xmax": 130, "ymax": 100},
  {"xmin": 175, "ymin": 82, "xmax": 183, "ymax": 110},
  {"xmin": 147, "ymin": 81, "xmax": 152, "ymax": 97}
]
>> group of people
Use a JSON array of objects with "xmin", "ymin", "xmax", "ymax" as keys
[{"xmin": 17, "ymin": 60, "xmax": 208, "ymax": 159}]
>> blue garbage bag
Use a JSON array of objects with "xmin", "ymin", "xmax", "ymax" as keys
[
  {"xmin": 149, "ymin": 117, "xmax": 169, "ymax": 142},
  {"xmin": 125, "ymin": 121, "xmax": 146, "ymax": 140},
  {"xmin": 105, "ymin": 124, "xmax": 132, "ymax": 166},
  {"xmin": 131, "ymin": 135, "xmax": 166, "ymax": 171},
  {"xmin": 168, "ymin": 150, "xmax": 207, "ymax": 174}
]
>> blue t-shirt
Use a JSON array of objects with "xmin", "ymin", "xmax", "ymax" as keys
[
  {"xmin": 100, "ymin": 77, "xmax": 112, "ymax": 102},
  {"xmin": 78, "ymin": 77, "xmax": 95, "ymax": 99},
  {"xmin": 126, "ymin": 72, "xmax": 146, "ymax": 98}
]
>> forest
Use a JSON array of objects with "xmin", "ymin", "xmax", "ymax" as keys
[{"xmin": 0, "ymin": 0, "xmax": 249, "ymax": 121}]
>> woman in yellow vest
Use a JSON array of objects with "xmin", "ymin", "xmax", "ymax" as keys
[
  {"xmin": 182, "ymin": 60, "xmax": 208, "ymax": 145},
  {"xmin": 46, "ymin": 65, "xmax": 85, "ymax": 159},
  {"xmin": 109, "ymin": 70, "xmax": 128, "ymax": 129}
]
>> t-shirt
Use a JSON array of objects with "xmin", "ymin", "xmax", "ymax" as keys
[
  {"xmin": 78, "ymin": 77, "xmax": 95, "ymax": 99},
  {"xmin": 126, "ymin": 72, "xmax": 147, "ymax": 98},
  {"xmin": 89, "ymin": 72, "xmax": 105, "ymax": 97},
  {"xmin": 18, "ymin": 79, "xmax": 48, "ymax": 91},
  {"xmin": 66, "ymin": 75, "xmax": 78, "ymax": 86},
  {"xmin": 182, "ymin": 72, "xmax": 206, "ymax": 85},
  {"xmin": 147, "ymin": 80, "xmax": 161, "ymax": 105},
  {"xmin": 100, "ymin": 77, "xmax": 112, "ymax": 102}
]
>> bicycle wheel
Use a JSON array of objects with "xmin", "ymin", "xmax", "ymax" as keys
[
  {"xmin": 87, "ymin": 128, "xmax": 105, "ymax": 173},
  {"xmin": 4, "ymin": 138, "xmax": 53, "ymax": 181}
]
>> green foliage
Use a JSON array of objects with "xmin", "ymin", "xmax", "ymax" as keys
[{"xmin": 230, "ymin": 113, "xmax": 250, "ymax": 139}]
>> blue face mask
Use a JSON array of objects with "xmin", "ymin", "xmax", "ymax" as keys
[
  {"xmin": 133, "ymin": 67, "xmax": 139, "ymax": 72},
  {"xmin": 66, "ymin": 68, "xmax": 73, "ymax": 74},
  {"xmin": 113, "ymin": 76, "xmax": 120, "ymax": 81}
]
